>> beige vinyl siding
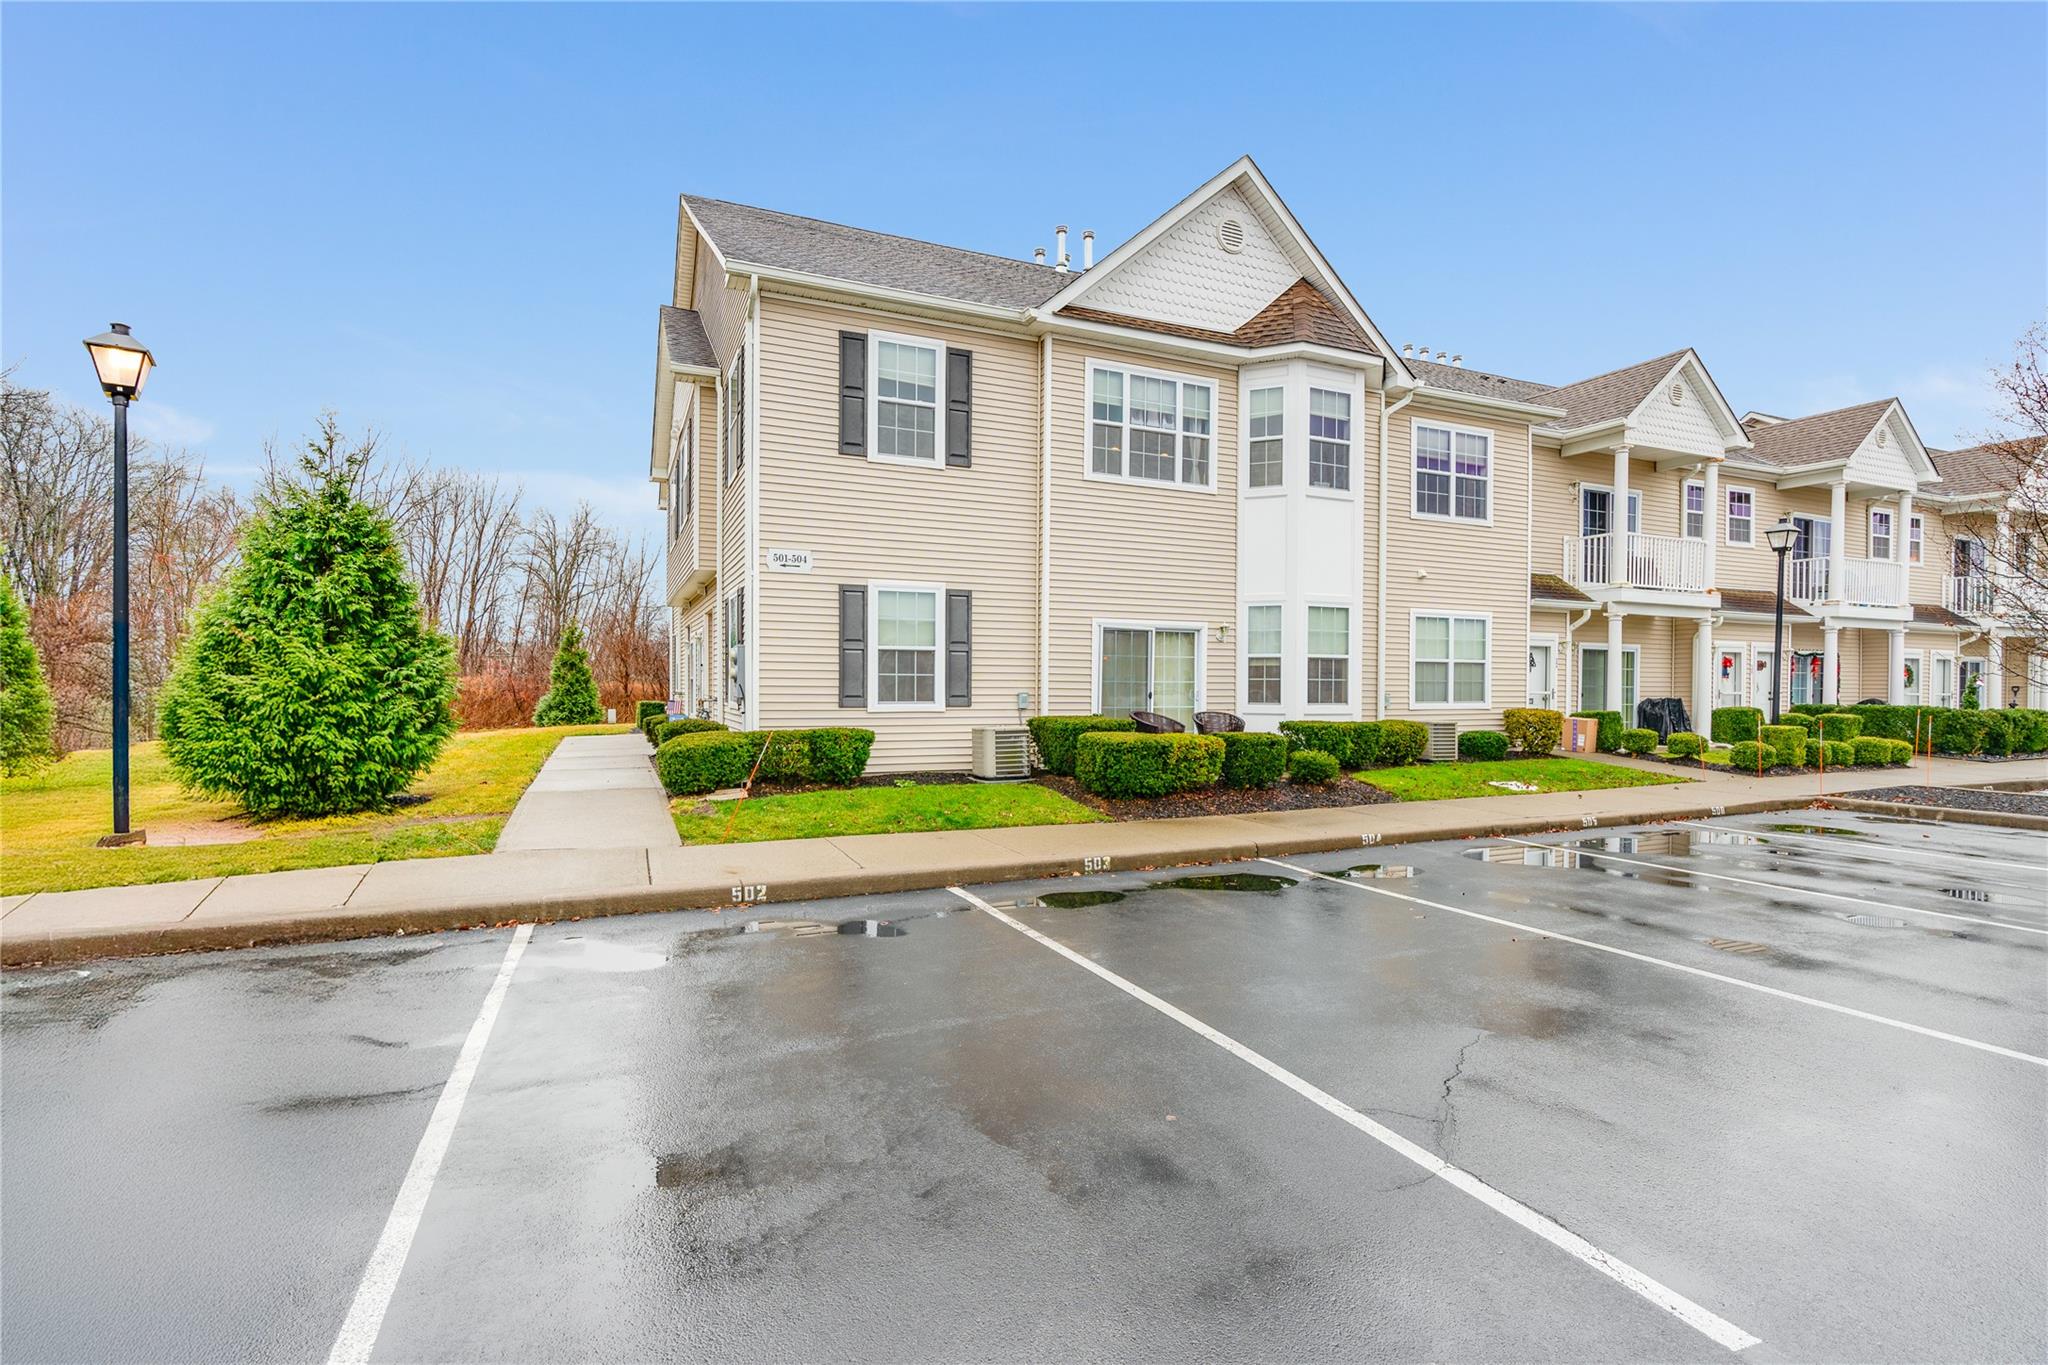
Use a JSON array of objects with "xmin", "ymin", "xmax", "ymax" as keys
[
  {"xmin": 673, "ymin": 211, "xmax": 698, "ymax": 310},
  {"xmin": 694, "ymin": 247, "xmax": 745, "ymax": 367},
  {"xmin": 754, "ymin": 295, "xmax": 1041, "ymax": 772},
  {"xmin": 1048, "ymin": 339, "xmax": 1240, "ymax": 716},
  {"xmin": 663, "ymin": 378, "xmax": 717, "ymax": 604},
  {"xmin": 1530, "ymin": 444, "xmax": 1711, "ymax": 582},
  {"xmin": 1382, "ymin": 401, "xmax": 1531, "ymax": 722},
  {"xmin": 1715, "ymin": 477, "xmax": 1839, "ymax": 595}
]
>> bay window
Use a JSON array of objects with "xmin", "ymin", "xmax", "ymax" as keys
[
  {"xmin": 1245, "ymin": 605, "xmax": 1281, "ymax": 706},
  {"xmin": 1308, "ymin": 388, "xmax": 1351, "ymax": 491},
  {"xmin": 1413, "ymin": 613, "xmax": 1489, "ymax": 706},
  {"xmin": 1307, "ymin": 606, "xmax": 1349, "ymax": 704},
  {"xmin": 1087, "ymin": 361, "xmax": 1215, "ymax": 490},
  {"xmin": 1414, "ymin": 421, "xmax": 1489, "ymax": 521}
]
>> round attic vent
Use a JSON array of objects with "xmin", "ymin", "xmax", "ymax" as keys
[{"xmin": 1218, "ymin": 219, "xmax": 1246, "ymax": 254}]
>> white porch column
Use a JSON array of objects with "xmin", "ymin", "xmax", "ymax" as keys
[
  {"xmin": 1822, "ymin": 624, "xmax": 1841, "ymax": 705},
  {"xmin": 1605, "ymin": 610, "xmax": 1625, "ymax": 717},
  {"xmin": 1828, "ymin": 479, "xmax": 1848, "ymax": 602},
  {"xmin": 1896, "ymin": 492, "xmax": 1913, "ymax": 564},
  {"xmin": 1693, "ymin": 619, "xmax": 1715, "ymax": 739},
  {"xmin": 1609, "ymin": 445, "xmax": 1632, "ymax": 587},
  {"xmin": 1988, "ymin": 629, "xmax": 2008, "ymax": 708},
  {"xmin": 1887, "ymin": 628, "xmax": 1907, "ymax": 704},
  {"xmin": 1702, "ymin": 461, "xmax": 1721, "ymax": 589}
]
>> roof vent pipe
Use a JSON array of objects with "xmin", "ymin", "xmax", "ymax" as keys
[
  {"xmin": 1033, "ymin": 247, "xmax": 1046, "ymax": 264},
  {"xmin": 1054, "ymin": 225, "xmax": 1069, "ymax": 273},
  {"xmin": 1402, "ymin": 343, "xmax": 1414, "ymax": 359},
  {"xmin": 1452, "ymin": 354, "xmax": 1464, "ymax": 367},
  {"xmin": 1081, "ymin": 230, "xmax": 1094, "ymax": 270},
  {"xmin": 1435, "ymin": 350, "xmax": 1447, "ymax": 362}
]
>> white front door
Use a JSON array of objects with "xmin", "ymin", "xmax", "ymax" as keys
[
  {"xmin": 1527, "ymin": 642, "xmax": 1556, "ymax": 709},
  {"xmin": 1933, "ymin": 653, "xmax": 1956, "ymax": 708},
  {"xmin": 1715, "ymin": 644, "xmax": 1747, "ymax": 710}
]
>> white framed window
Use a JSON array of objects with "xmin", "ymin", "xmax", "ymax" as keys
[
  {"xmin": 1413, "ymin": 420, "xmax": 1490, "ymax": 522},
  {"xmin": 1726, "ymin": 486, "xmax": 1755, "ymax": 546},
  {"xmin": 1087, "ymin": 360, "xmax": 1215, "ymax": 490},
  {"xmin": 1412, "ymin": 612, "xmax": 1490, "ymax": 707},
  {"xmin": 1245, "ymin": 604, "xmax": 1281, "ymax": 706},
  {"xmin": 1247, "ymin": 387, "xmax": 1284, "ymax": 490},
  {"xmin": 1908, "ymin": 514, "xmax": 1924, "ymax": 565},
  {"xmin": 724, "ymin": 347, "xmax": 746, "ymax": 485},
  {"xmin": 1682, "ymin": 479, "xmax": 1707, "ymax": 540},
  {"xmin": 869, "ymin": 583, "xmax": 944, "ymax": 711},
  {"xmin": 1579, "ymin": 644, "xmax": 1639, "ymax": 716},
  {"xmin": 869, "ymin": 332, "xmax": 944, "ymax": 466},
  {"xmin": 1869, "ymin": 508, "xmax": 1893, "ymax": 561},
  {"xmin": 1094, "ymin": 621, "xmax": 1204, "ymax": 729},
  {"xmin": 1308, "ymin": 389, "xmax": 1351, "ymax": 492},
  {"xmin": 723, "ymin": 587, "xmax": 746, "ymax": 712},
  {"xmin": 1307, "ymin": 605, "xmax": 1350, "ymax": 705}
]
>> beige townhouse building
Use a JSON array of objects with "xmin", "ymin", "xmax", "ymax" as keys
[{"xmin": 649, "ymin": 157, "xmax": 2040, "ymax": 772}]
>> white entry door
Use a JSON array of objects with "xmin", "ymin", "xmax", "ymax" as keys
[
  {"xmin": 1715, "ymin": 644, "xmax": 1746, "ymax": 711},
  {"xmin": 1527, "ymin": 642, "xmax": 1556, "ymax": 709}
]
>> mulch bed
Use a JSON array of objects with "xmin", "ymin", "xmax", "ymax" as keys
[
  {"xmin": 1031, "ymin": 773, "xmax": 1395, "ymax": 821},
  {"xmin": 1838, "ymin": 785, "xmax": 2048, "ymax": 817}
]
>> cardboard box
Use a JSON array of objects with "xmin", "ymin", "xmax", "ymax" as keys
[{"xmin": 1566, "ymin": 716, "xmax": 1600, "ymax": 754}]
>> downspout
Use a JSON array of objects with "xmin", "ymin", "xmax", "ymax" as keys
[
  {"xmin": 1039, "ymin": 333, "xmax": 1053, "ymax": 716},
  {"xmin": 1563, "ymin": 607, "xmax": 1594, "ymax": 709},
  {"xmin": 712, "ymin": 373, "xmax": 725, "ymax": 716},
  {"xmin": 745, "ymin": 273, "xmax": 761, "ymax": 728},
  {"xmin": 1376, "ymin": 388, "xmax": 1416, "ymax": 719}
]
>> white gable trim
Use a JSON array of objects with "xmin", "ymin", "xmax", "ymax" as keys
[
  {"xmin": 1036, "ymin": 156, "xmax": 1416, "ymax": 387},
  {"xmin": 1621, "ymin": 351, "xmax": 1750, "ymax": 453},
  {"xmin": 1843, "ymin": 400, "xmax": 1938, "ymax": 487}
]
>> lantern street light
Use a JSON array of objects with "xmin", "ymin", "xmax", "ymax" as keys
[
  {"xmin": 1763, "ymin": 517, "xmax": 1800, "ymax": 725},
  {"xmin": 81, "ymin": 323, "xmax": 155, "ymax": 845}
]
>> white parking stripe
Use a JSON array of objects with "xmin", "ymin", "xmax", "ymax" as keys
[
  {"xmin": 1676, "ymin": 820, "xmax": 2048, "ymax": 877},
  {"xmin": 950, "ymin": 885, "xmax": 1763, "ymax": 1354},
  {"xmin": 1495, "ymin": 836, "xmax": 2048, "ymax": 938},
  {"xmin": 1259, "ymin": 860, "xmax": 2048, "ymax": 1069},
  {"xmin": 328, "ymin": 923, "xmax": 533, "ymax": 1365}
]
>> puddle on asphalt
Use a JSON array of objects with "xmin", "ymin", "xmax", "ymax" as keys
[
  {"xmin": 737, "ymin": 915, "xmax": 921, "ymax": 940},
  {"xmin": 1148, "ymin": 872, "xmax": 1297, "ymax": 894},
  {"xmin": 1463, "ymin": 836, "xmax": 1695, "ymax": 884},
  {"xmin": 1767, "ymin": 823, "xmax": 1871, "ymax": 838},
  {"xmin": 1344, "ymin": 863, "xmax": 1416, "ymax": 879},
  {"xmin": 1011, "ymin": 872, "xmax": 1298, "ymax": 910},
  {"xmin": 1037, "ymin": 889, "xmax": 1128, "ymax": 909},
  {"xmin": 836, "ymin": 919, "xmax": 909, "ymax": 937}
]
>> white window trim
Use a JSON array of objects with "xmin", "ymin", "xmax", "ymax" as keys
[
  {"xmin": 1303, "ymin": 598, "xmax": 1355, "ymax": 712},
  {"xmin": 1242, "ymin": 385, "xmax": 1286, "ymax": 498},
  {"xmin": 866, "ymin": 330, "xmax": 947, "ymax": 470},
  {"xmin": 1409, "ymin": 609, "xmax": 1493, "ymax": 709},
  {"xmin": 1090, "ymin": 618, "xmax": 1208, "ymax": 719},
  {"xmin": 1576, "ymin": 642, "xmax": 1640, "ymax": 715},
  {"xmin": 1084, "ymin": 358, "xmax": 1218, "ymax": 493},
  {"xmin": 866, "ymin": 579, "xmax": 947, "ymax": 713},
  {"xmin": 1908, "ymin": 514, "xmax": 1924, "ymax": 565},
  {"xmin": 1578, "ymin": 483, "xmax": 1642, "ymax": 536},
  {"xmin": 1681, "ymin": 478, "xmax": 1707, "ymax": 541},
  {"xmin": 724, "ymin": 349, "xmax": 746, "ymax": 487},
  {"xmin": 1409, "ymin": 417, "xmax": 1494, "ymax": 526},
  {"xmin": 1306, "ymin": 386, "xmax": 1354, "ymax": 498},
  {"xmin": 1724, "ymin": 484, "xmax": 1757, "ymax": 547},
  {"xmin": 1242, "ymin": 602, "xmax": 1284, "ymax": 712},
  {"xmin": 1869, "ymin": 507, "xmax": 1894, "ymax": 560}
]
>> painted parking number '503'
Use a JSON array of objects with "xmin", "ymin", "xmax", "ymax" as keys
[{"xmin": 1082, "ymin": 856, "xmax": 1111, "ymax": 873}]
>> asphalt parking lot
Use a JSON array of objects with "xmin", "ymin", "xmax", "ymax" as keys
[{"xmin": 4, "ymin": 810, "xmax": 2043, "ymax": 1363}]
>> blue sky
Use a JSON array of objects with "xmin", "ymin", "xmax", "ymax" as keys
[{"xmin": 5, "ymin": 3, "xmax": 2042, "ymax": 540}]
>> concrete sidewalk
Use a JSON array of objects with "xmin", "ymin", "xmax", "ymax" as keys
[
  {"xmin": 494, "ymin": 732, "xmax": 679, "ymax": 852},
  {"xmin": 3, "ymin": 753, "xmax": 2039, "ymax": 966}
]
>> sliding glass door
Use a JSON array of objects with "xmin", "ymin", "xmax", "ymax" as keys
[{"xmin": 1098, "ymin": 625, "xmax": 1200, "ymax": 729}]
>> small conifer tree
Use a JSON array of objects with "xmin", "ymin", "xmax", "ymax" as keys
[
  {"xmin": 0, "ymin": 571, "xmax": 55, "ymax": 774},
  {"xmin": 533, "ymin": 620, "xmax": 604, "ymax": 726}
]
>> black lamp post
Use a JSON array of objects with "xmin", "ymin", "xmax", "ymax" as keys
[
  {"xmin": 1764, "ymin": 517, "xmax": 1800, "ymax": 724},
  {"xmin": 82, "ymin": 323, "xmax": 155, "ymax": 846}
]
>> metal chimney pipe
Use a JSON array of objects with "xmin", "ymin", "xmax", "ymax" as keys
[
  {"xmin": 1054, "ymin": 224, "xmax": 1069, "ymax": 272},
  {"xmin": 1402, "ymin": 343, "xmax": 1414, "ymax": 359},
  {"xmin": 1452, "ymin": 354, "xmax": 1464, "ymax": 367},
  {"xmin": 1081, "ymin": 230, "xmax": 1095, "ymax": 270},
  {"xmin": 1033, "ymin": 247, "xmax": 1046, "ymax": 264}
]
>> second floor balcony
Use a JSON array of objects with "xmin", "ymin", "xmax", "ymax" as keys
[
  {"xmin": 1942, "ymin": 573, "xmax": 1995, "ymax": 617},
  {"xmin": 1561, "ymin": 532, "xmax": 1709, "ymax": 595},
  {"xmin": 1786, "ymin": 556, "xmax": 1907, "ymax": 609}
]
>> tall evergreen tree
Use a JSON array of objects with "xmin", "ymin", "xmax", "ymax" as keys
[
  {"xmin": 533, "ymin": 620, "xmax": 603, "ymax": 726},
  {"xmin": 0, "ymin": 571, "xmax": 55, "ymax": 774},
  {"xmin": 157, "ymin": 447, "xmax": 456, "ymax": 816}
]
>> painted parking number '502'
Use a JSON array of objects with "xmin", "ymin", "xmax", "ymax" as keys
[{"xmin": 731, "ymin": 884, "xmax": 768, "ymax": 903}]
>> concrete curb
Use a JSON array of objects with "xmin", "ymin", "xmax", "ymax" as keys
[
  {"xmin": 1816, "ymin": 796, "xmax": 2048, "ymax": 832},
  {"xmin": 3, "ymin": 792, "xmax": 1834, "ymax": 969}
]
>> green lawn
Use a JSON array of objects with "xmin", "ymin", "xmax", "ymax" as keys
[
  {"xmin": 1, "ymin": 724, "xmax": 628, "ymax": 895},
  {"xmin": 1354, "ymin": 757, "xmax": 1689, "ymax": 802},
  {"xmin": 672, "ymin": 781, "xmax": 1104, "ymax": 844}
]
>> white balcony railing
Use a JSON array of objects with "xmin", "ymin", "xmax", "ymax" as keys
[
  {"xmin": 1560, "ymin": 532, "xmax": 1709, "ymax": 594},
  {"xmin": 1789, "ymin": 556, "xmax": 1908, "ymax": 608},
  {"xmin": 1944, "ymin": 574, "xmax": 1995, "ymax": 617}
]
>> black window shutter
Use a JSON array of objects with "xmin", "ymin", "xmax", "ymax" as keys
[
  {"xmin": 945, "ymin": 349, "xmax": 972, "ymax": 467},
  {"xmin": 839, "ymin": 332, "xmax": 867, "ymax": 455},
  {"xmin": 838, "ymin": 585, "xmax": 866, "ymax": 707},
  {"xmin": 945, "ymin": 590, "xmax": 972, "ymax": 707}
]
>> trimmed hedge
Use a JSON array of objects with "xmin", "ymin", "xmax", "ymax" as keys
[
  {"xmin": 1501, "ymin": 707, "xmax": 1564, "ymax": 755},
  {"xmin": 657, "ymin": 730, "xmax": 764, "ymax": 795},
  {"xmin": 1377, "ymin": 719, "xmax": 1430, "ymax": 766},
  {"xmin": 1931, "ymin": 709, "xmax": 1988, "ymax": 756},
  {"xmin": 1075, "ymin": 731, "xmax": 1224, "ymax": 798},
  {"xmin": 2011, "ymin": 708, "xmax": 2048, "ymax": 754},
  {"xmin": 1219, "ymin": 732, "xmax": 1286, "ymax": 788},
  {"xmin": 1847, "ymin": 704, "xmax": 1934, "ymax": 747},
  {"xmin": 653, "ymin": 726, "xmax": 875, "ymax": 795},
  {"xmin": 1458, "ymin": 730, "xmax": 1510, "ymax": 761},
  {"xmin": 807, "ymin": 728, "xmax": 876, "ymax": 784},
  {"xmin": 1775, "ymin": 713, "xmax": 1817, "ymax": 736},
  {"xmin": 635, "ymin": 700, "xmax": 666, "ymax": 726},
  {"xmin": 1818, "ymin": 740, "xmax": 1856, "ymax": 768},
  {"xmin": 1760, "ymin": 723, "xmax": 1808, "ymax": 767},
  {"xmin": 654, "ymin": 716, "xmax": 724, "ymax": 745},
  {"xmin": 1028, "ymin": 715, "xmax": 1136, "ymax": 776},
  {"xmin": 1278, "ymin": 720, "xmax": 1363, "ymax": 766},
  {"xmin": 1852, "ymin": 736, "xmax": 1912, "ymax": 767},
  {"xmin": 1814, "ymin": 712, "xmax": 1863, "ymax": 741},
  {"xmin": 1571, "ymin": 710, "xmax": 1623, "ymax": 753},
  {"xmin": 1711, "ymin": 706, "xmax": 1763, "ymax": 744},
  {"xmin": 1288, "ymin": 748, "xmax": 1340, "ymax": 784},
  {"xmin": 1619, "ymin": 727, "xmax": 1658, "ymax": 755},
  {"xmin": 1729, "ymin": 740, "xmax": 1774, "ymax": 770},
  {"xmin": 1665, "ymin": 731, "xmax": 1704, "ymax": 759},
  {"xmin": 1788, "ymin": 702, "xmax": 1833, "ymax": 716}
]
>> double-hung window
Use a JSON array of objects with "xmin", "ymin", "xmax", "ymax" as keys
[
  {"xmin": 1908, "ymin": 514, "xmax": 1923, "ymax": 565},
  {"xmin": 1245, "ymin": 605, "xmax": 1281, "ymax": 706},
  {"xmin": 872, "ymin": 335, "xmax": 941, "ymax": 465},
  {"xmin": 1726, "ymin": 487, "xmax": 1755, "ymax": 545},
  {"xmin": 1308, "ymin": 389, "xmax": 1351, "ymax": 491},
  {"xmin": 872, "ymin": 586, "xmax": 940, "ymax": 707},
  {"xmin": 1307, "ymin": 606, "xmax": 1349, "ymax": 705},
  {"xmin": 1413, "ymin": 613, "xmax": 1488, "ymax": 706},
  {"xmin": 1247, "ymin": 387, "xmax": 1284, "ymax": 489},
  {"xmin": 1087, "ymin": 361, "xmax": 1215, "ymax": 489},
  {"xmin": 725, "ymin": 348, "xmax": 746, "ymax": 484},
  {"xmin": 1682, "ymin": 480, "xmax": 1707, "ymax": 540},
  {"xmin": 1870, "ymin": 509, "xmax": 1894, "ymax": 561},
  {"xmin": 1414, "ymin": 422, "xmax": 1489, "ymax": 521}
]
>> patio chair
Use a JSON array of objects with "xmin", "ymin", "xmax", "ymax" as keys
[
  {"xmin": 1194, "ymin": 711, "xmax": 1245, "ymax": 734},
  {"xmin": 1129, "ymin": 710, "xmax": 1184, "ymax": 734}
]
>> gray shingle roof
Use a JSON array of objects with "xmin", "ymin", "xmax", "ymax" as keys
[
  {"xmin": 1922, "ymin": 439, "xmax": 2033, "ymax": 498},
  {"xmin": 1717, "ymin": 588, "xmax": 1817, "ymax": 618},
  {"xmin": 1534, "ymin": 350, "xmax": 1691, "ymax": 431},
  {"xmin": 1912, "ymin": 602, "xmax": 1974, "ymax": 628},
  {"xmin": 660, "ymin": 305, "xmax": 715, "ymax": 369},
  {"xmin": 1530, "ymin": 572, "xmax": 1591, "ymax": 605},
  {"xmin": 1738, "ymin": 399, "xmax": 1893, "ymax": 469},
  {"xmin": 683, "ymin": 195, "xmax": 1068, "ymax": 311},
  {"xmin": 1408, "ymin": 356, "xmax": 1557, "ymax": 405}
]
